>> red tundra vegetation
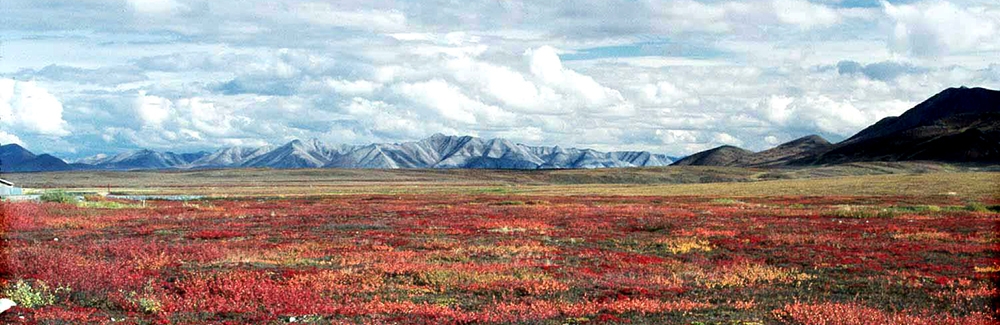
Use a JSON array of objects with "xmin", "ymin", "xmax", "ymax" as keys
[{"xmin": 0, "ymin": 194, "xmax": 997, "ymax": 324}]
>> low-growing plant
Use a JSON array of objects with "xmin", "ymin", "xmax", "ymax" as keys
[
  {"xmin": 76, "ymin": 201, "xmax": 142, "ymax": 209},
  {"xmin": 711, "ymin": 198, "xmax": 743, "ymax": 205},
  {"xmin": 658, "ymin": 237, "xmax": 714, "ymax": 254},
  {"xmin": 122, "ymin": 284, "xmax": 162, "ymax": 314},
  {"xmin": 493, "ymin": 200, "xmax": 526, "ymax": 206},
  {"xmin": 472, "ymin": 187, "xmax": 514, "ymax": 194},
  {"xmin": 3, "ymin": 280, "xmax": 67, "ymax": 308},
  {"xmin": 964, "ymin": 202, "xmax": 991, "ymax": 212},
  {"xmin": 890, "ymin": 205, "xmax": 942, "ymax": 212},
  {"xmin": 2, "ymin": 193, "xmax": 996, "ymax": 323},
  {"xmin": 40, "ymin": 190, "xmax": 77, "ymax": 204},
  {"xmin": 831, "ymin": 207, "xmax": 896, "ymax": 219}
]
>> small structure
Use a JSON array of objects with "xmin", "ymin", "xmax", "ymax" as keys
[{"xmin": 0, "ymin": 178, "xmax": 23, "ymax": 196}]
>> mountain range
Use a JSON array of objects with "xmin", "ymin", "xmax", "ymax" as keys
[
  {"xmin": 0, "ymin": 134, "xmax": 679, "ymax": 172},
  {"xmin": 2, "ymin": 87, "xmax": 998, "ymax": 173},
  {"xmin": 671, "ymin": 135, "xmax": 834, "ymax": 167},
  {"xmin": 672, "ymin": 86, "xmax": 1000, "ymax": 167},
  {"xmin": 0, "ymin": 144, "xmax": 76, "ymax": 173}
]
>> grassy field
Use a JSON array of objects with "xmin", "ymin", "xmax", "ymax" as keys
[
  {"xmin": 4, "ymin": 162, "xmax": 998, "ymax": 199},
  {"xmin": 533, "ymin": 172, "xmax": 1000, "ymax": 198}
]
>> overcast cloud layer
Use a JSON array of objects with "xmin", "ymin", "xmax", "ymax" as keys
[{"xmin": 2, "ymin": 0, "xmax": 999, "ymax": 159}]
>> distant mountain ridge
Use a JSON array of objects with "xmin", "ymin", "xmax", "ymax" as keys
[
  {"xmin": 1, "ymin": 134, "xmax": 676, "ymax": 172},
  {"xmin": 5, "ymin": 87, "xmax": 997, "ymax": 173},
  {"xmin": 0, "ymin": 144, "xmax": 74, "ymax": 172},
  {"xmin": 674, "ymin": 86, "xmax": 1000, "ymax": 167},
  {"xmin": 79, "ymin": 149, "xmax": 211, "ymax": 170}
]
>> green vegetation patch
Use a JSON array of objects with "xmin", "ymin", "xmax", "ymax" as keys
[
  {"xmin": 39, "ymin": 190, "xmax": 78, "ymax": 203},
  {"xmin": 3, "ymin": 280, "xmax": 69, "ymax": 308},
  {"xmin": 76, "ymin": 201, "xmax": 144, "ymax": 209}
]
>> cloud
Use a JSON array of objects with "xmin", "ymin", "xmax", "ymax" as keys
[
  {"xmin": 773, "ymin": 0, "xmax": 841, "ymax": 28},
  {"xmin": 837, "ymin": 60, "xmax": 927, "ymax": 81},
  {"xmin": 202, "ymin": 48, "xmax": 344, "ymax": 96},
  {"xmin": 16, "ymin": 65, "xmax": 148, "ymax": 86},
  {"xmin": 134, "ymin": 52, "xmax": 243, "ymax": 72},
  {"xmin": 526, "ymin": 46, "xmax": 633, "ymax": 115},
  {"xmin": 757, "ymin": 94, "xmax": 869, "ymax": 136},
  {"xmin": 342, "ymin": 97, "xmax": 441, "ymax": 141},
  {"xmin": 0, "ymin": 131, "xmax": 24, "ymax": 146},
  {"xmin": 175, "ymin": 97, "xmax": 253, "ymax": 138},
  {"xmin": 395, "ymin": 80, "xmax": 477, "ymax": 124},
  {"xmin": 649, "ymin": 0, "xmax": 740, "ymax": 33},
  {"xmin": 592, "ymin": 56, "xmax": 730, "ymax": 68},
  {"xmin": 215, "ymin": 78, "xmax": 298, "ymax": 96},
  {"xmin": 654, "ymin": 129, "xmax": 747, "ymax": 153},
  {"xmin": 127, "ymin": 0, "xmax": 185, "ymax": 15},
  {"xmin": 294, "ymin": 4, "xmax": 407, "ymax": 32},
  {"xmin": 395, "ymin": 79, "xmax": 516, "ymax": 126},
  {"xmin": 637, "ymin": 81, "xmax": 690, "ymax": 106},
  {"xmin": 4, "ymin": 0, "xmax": 999, "ymax": 159},
  {"xmin": 713, "ymin": 132, "xmax": 744, "ymax": 146},
  {"xmin": 135, "ymin": 91, "xmax": 174, "ymax": 127},
  {"xmin": 445, "ymin": 56, "xmax": 560, "ymax": 114},
  {"xmin": 0, "ymin": 79, "xmax": 71, "ymax": 137},
  {"xmin": 645, "ymin": 0, "xmax": 848, "ymax": 34},
  {"xmin": 326, "ymin": 79, "xmax": 382, "ymax": 96},
  {"xmin": 882, "ymin": 0, "xmax": 999, "ymax": 56}
]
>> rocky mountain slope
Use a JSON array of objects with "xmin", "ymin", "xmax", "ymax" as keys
[{"xmin": 4, "ymin": 134, "xmax": 675, "ymax": 172}]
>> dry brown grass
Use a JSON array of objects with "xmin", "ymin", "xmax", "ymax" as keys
[
  {"xmin": 5, "ymin": 163, "xmax": 998, "ymax": 199},
  {"xmin": 526, "ymin": 172, "xmax": 1000, "ymax": 198}
]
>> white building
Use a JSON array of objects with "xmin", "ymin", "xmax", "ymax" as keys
[{"xmin": 0, "ymin": 178, "xmax": 23, "ymax": 196}]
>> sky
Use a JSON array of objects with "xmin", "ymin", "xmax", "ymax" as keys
[{"xmin": 1, "ymin": 0, "xmax": 999, "ymax": 160}]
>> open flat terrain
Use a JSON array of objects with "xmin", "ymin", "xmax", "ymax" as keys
[
  {"xmin": 4, "ymin": 161, "xmax": 999, "ymax": 198},
  {"xmin": 1, "ymin": 165, "xmax": 998, "ymax": 324}
]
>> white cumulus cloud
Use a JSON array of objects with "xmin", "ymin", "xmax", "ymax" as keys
[
  {"xmin": 135, "ymin": 91, "xmax": 174, "ymax": 127},
  {"xmin": 326, "ymin": 79, "xmax": 382, "ymax": 96},
  {"xmin": 883, "ymin": 0, "xmax": 999, "ymax": 57},
  {"xmin": 446, "ymin": 56, "xmax": 560, "ymax": 114},
  {"xmin": 0, "ymin": 79, "xmax": 71, "ymax": 137},
  {"xmin": 773, "ymin": 0, "xmax": 840, "ymax": 28},
  {"xmin": 0, "ymin": 131, "xmax": 23, "ymax": 146},
  {"xmin": 526, "ymin": 46, "xmax": 633, "ymax": 115},
  {"xmin": 396, "ymin": 79, "xmax": 494, "ymax": 125},
  {"xmin": 757, "ymin": 94, "xmax": 870, "ymax": 136}
]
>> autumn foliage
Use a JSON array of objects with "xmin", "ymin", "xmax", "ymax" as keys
[{"xmin": 0, "ymin": 195, "xmax": 997, "ymax": 324}]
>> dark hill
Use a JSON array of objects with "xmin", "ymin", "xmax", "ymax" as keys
[
  {"xmin": 671, "ymin": 135, "xmax": 833, "ymax": 167},
  {"xmin": 742, "ymin": 135, "xmax": 833, "ymax": 167},
  {"xmin": 7, "ymin": 154, "xmax": 73, "ymax": 172},
  {"xmin": 0, "ymin": 144, "xmax": 37, "ymax": 167},
  {"xmin": 680, "ymin": 87, "xmax": 1000, "ymax": 167},
  {"xmin": 845, "ymin": 87, "xmax": 1000, "ymax": 144},
  {"xmin": 671, "ymin": 145, "xmax": 754, "ymax": 166},
  {"xmin": 0, "ymin": 144, "xmax": 73, "ymax": 173},
  {"xmin": 801, "ymin": 87, "xmax": 1000, "ymax": 164}
]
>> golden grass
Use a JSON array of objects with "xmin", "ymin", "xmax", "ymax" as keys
[
  {"xmin": 526, "ymin": 172, "xmax": 1000, "ymax": 198},
  {"xmin": 6, "ymin": 167, "xmax": 998, "ymax": 199}
]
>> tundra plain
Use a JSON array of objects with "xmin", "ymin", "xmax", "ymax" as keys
[{"xmin": 0, "ymin": 165, "xmax": 998, "ymax": 324}]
